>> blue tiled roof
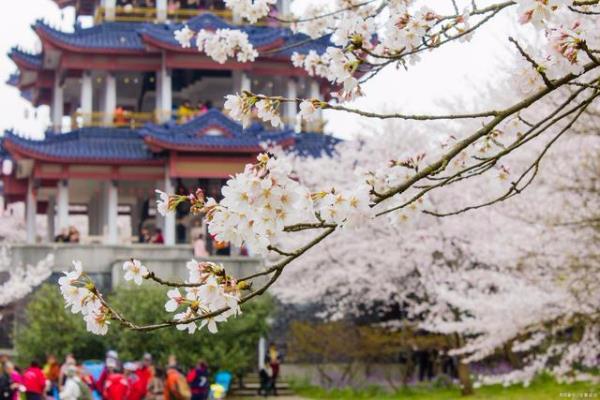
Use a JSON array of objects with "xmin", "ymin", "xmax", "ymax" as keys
[
  {"xmin": 142, "ymin": 14, "xmax": 289, "ymax": 50},
  {"xmin": 3, "ymin": 128, "xmax": 158, "ymax": 162},
  {"xmin": 292, "ymin": 132, "xmax": 341, "ymax": 158},
  {"xmin": 6, "ymin": 72, "xmax": 20, "ymax": 87},
  {"xmin": 9, "ymin": 47, "xmax": 43, "ymax": 69},
  {"xmin": 32, "ymin": 14, "xmax": 330, "ymax": 56},
  {"xmin": 270, "ymin": 33, "xmax": 332, "ymax": 57},
  {"xmin": 2, "ymin": 111, "xmax": 338, "ymax": 161},
  {"xmin": 140, "ymin": 109, "xmax": 295, "ymax": 151},
  {"xmin": 35, "ymin": 20, "xmax": 146, "ymax": 52},
  {"xmin": 0, "ymin": 139, "xmax": 9, "ymax": 160}
]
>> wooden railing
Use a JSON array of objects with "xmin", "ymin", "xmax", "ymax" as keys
[
  {"xmin": 72, "ymin": 111, "xmax": 158, "ymax": 129},
  {"xmin": 71, "ymin": 110, "xmax": 325, "ymax": 132},
  {"xmin": 94, "ymin": 6, "xmax": 272, "ymax": 25}
]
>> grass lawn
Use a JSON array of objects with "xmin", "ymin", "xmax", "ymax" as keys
[{"xmin": 291, "ymin": 376, "xmax": 600, "ymax": 399}]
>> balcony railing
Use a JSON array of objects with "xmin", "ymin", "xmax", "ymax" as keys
[
  {"xmin": 72, "ymin": 111, "xmax": 158, "ymax": 129},
  {"xmin": 94, "ymin": 6, "xmax": 273, "ymax": 25},
  {"xmin": 71, "ymin": 110, "xmax": 326, "ymax": 132}
]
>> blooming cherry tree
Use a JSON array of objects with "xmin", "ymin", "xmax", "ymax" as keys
[
  {"xmin": 0, "ymin": 211, "xmax": 54, "ymax": 320},
  {"xmin": 61, "ymin": 2, "xmax": 600, "ymax": 387}
]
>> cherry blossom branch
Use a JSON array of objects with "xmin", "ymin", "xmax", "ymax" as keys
[
  {"xmin": 425, "ymin": 91, "xmax": 600, "ymax": 217},
  {"xmin": 101, "ymin": 226, "xmax": 337, "ymax": 332},
  {"xmin": 372, "ymin": 62, "xmax": 600, "ymax": 206},
  {"xmin": 376, "ymin": 80, "xmax": 596, "ymax": 217},
  {"xmin": 509, "ymin": 37, "xmax": 554, "ymax": 88}
]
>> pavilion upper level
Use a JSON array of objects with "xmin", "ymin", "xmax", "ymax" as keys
[{"xmin": 9, "ymin": 7, "xmax": 331, "ymax": 132}]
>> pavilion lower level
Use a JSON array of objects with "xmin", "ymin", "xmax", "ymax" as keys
[{"xmin": 0, "ymin": 109, "xmax": 339, "ymax": 245}]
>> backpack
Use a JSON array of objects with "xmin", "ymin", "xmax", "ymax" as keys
[
  {"xmin": 189, "ymin": 368, "xmax": 209, "ymax": 393},
  {"xmin": 172, "ymin": 372, "xmax": 191, "ymax": 400},
  {"xmin": 75, "ymin": 379, "xmax": 93, "ymax": 400}
]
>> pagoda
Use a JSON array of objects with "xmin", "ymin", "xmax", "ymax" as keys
[{"xmin": 0, "ymin": 0, "xmax": 338, "ymax": 246}]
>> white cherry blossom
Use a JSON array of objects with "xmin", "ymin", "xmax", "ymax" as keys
[{"xmin": 123, "ymin": 259, "xmax": 148, "ymax": 285}]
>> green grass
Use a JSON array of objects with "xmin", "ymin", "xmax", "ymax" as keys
[{"xmin": 291, "ymin": 375, "xmax": 600, "ymax": 399}]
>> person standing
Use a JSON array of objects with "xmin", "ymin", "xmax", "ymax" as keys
[
  {"xmin": 164, "ymin": 362, "xmax": 191, "ymax": 400},
  {"xmin": 124, "ymin": 363, "xmax": 144, "ymax": 400},
  {"xmin": 58, "ymin": 365, "xmax": 81, "ymax": 400},
  {"xmin": 4, "ymin": 362, "xmax": 23, "ymax": 400},
  {"xmin": 268, "ymin": 343, "xmax": 281, "ymax": 396},
  {"xmin": 0, "ymin": 362, "xmax": 11, "ymax": 400},
  {"xmin": 96, "ymin": 351, "xmax": 119, "ymax": 394},
  {"xmin": 186, "ymin": 360, "xmax": 209, "ymax": 400},
  {"xmin": 136, "ymin": 353, "xmax": 155, "ymax": 399},
  {"xmin": 42, "ymin": 354, "xmax": 60, "ymax": 397},
  {"xmin": 58, "ymin": 354, "xmax": 76, "ymax": 390},
  {"xmin": 102, "ymin": 362, "xmax": 130, "ymax": 400},
  {"xmin": 22, "ymin": 361, "xmax": 46, "ymax": 400}
]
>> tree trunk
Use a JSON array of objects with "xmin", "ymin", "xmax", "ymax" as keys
[{"xmin": 457, "ymin": 359, "xmax": 474, "ymax": 396}]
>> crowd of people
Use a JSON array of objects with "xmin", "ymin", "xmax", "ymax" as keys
[
  {"xmin": 176, "ymin": 100, "xmax": 212, "ymax": 124},
  {"xmin": 0, "ymin": 352, "xmax": 217, "ymax": 400}
]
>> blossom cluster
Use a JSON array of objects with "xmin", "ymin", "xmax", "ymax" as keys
[
  {"xmin": 60, "ymin": 258, "xmax": 243, "ymax": 335},
  {"xmin": 223, "ymin": 0, "xmax": 276, "ymax": 23},
  {"xmin": 59, "ymin": 261, "xmax": 110, "ymax": 335},
  {"xmin": 174, "ymin": 26, "xmax": 258, "ymax": 64},
  {"xmin": 223, "ymin": 92, "xmax": 326, "ymax": 129},
  {"xmin": 166, "ymin": 261, "xmax": 242, "ymax": 334},
  {"xmin": 292, "ymin": 49, "xmax": 361, "ymax": 101}
]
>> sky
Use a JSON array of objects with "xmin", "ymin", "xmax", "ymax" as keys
[
  {"xmin": 0, "ymin": 1, "xmax": 78, "ymax": 138},
  {"xmin": 0, "ymin": 1, "xmax": 514, "ymax": 139}
]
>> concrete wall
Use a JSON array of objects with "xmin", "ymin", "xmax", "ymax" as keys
[
  {"xmin": 7, "ymin": 244, "xmax": 264, "ymax": 288},
  {"xmin": 281, "ymin": 363, "xmax": 421, "ymax": 389}
]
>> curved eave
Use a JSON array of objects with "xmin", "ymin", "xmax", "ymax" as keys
[
  {"xmin": 35, "ymin": 24, "xmax": 147, "ymax": 55},
  {"xmin": 9, "ymin": 53, "xmax": 43, "ymax": 71},
  {"xmin": 143, "ymin": 135, "xmax": 295, "ymax": 153},
  {"xmin": 3, "ymin": 137, "xmax": 163, "ymax": 166}
]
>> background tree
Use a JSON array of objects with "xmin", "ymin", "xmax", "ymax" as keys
[
  {"xmin": 15, "ymin": 284, "xmax": 107, "ymax": 364},
  {"xmin": 16, "ymin": 284, "xmax": 273, "ymax": 378},
  {"xmin": 107, "ymin": 284, "xmax": 273, "ymax": 376}
]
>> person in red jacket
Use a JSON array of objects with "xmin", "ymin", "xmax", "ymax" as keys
[
  {"xmin": 102, "ymin": 368, "xmax": 130, "ymax": 400},
  {"xmin": 22, "ymin": 361, "xmax": 46, "ymax": 400},
  {"xmin": 135, "ymin": 353, "xmax": 155, "ymax": 398},
  {"xmin": 96, "ymin": 351, "xmax": 119, "ymax": 394},
  {"xmin": 124, "ymin": 363, "xmax": 145, "ymax": 400}
]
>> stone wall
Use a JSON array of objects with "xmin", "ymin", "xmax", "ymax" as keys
[{"xmin": 7, "ymin": 243, "xmax": 264, "ymax": 288}]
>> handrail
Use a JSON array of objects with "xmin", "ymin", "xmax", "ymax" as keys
[
  {"xmin": 94, "ymin": 6, "xmax": 273, "ymax": 25},
  {"xmin": 71, "ymin": 110, "xmax": 325, "ymax": 132}
]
